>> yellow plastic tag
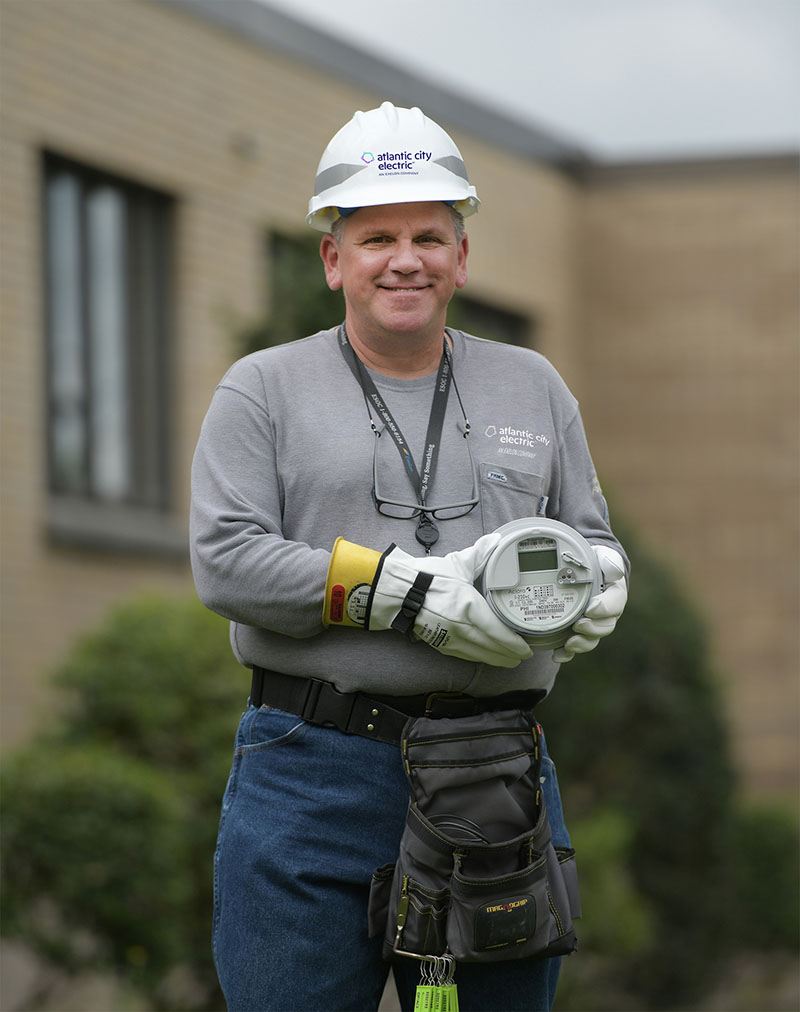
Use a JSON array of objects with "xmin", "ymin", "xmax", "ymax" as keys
[{"xmin": 323, "ymin": 538, "xmax": 381, "ymax": 628}]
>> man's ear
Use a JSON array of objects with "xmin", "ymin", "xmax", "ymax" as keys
[
  {"xmin": 455, "ymin": 233, "xmax": 469, "ymax": 290},
  {"xmin": 320, "ymin": 234, "xmax": 343, "ymax": 291}
]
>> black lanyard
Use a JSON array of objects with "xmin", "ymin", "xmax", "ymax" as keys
[{"xmin": 337, "ymin": 325, "xmax": 453, "ymax": 550}]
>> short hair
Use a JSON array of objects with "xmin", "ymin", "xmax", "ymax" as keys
[{"xmin": 330, "ymin": 204, "xmax": 465, "ymax": 244}]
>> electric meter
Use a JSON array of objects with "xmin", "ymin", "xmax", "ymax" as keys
[{"xmin": 480, "ymin": 518, "xmax": 602, "ymax": 651}]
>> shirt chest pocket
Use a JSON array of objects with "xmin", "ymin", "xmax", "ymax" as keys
[{"xmin": 479, "ymin": 463, "xmax": 548, "ymax": 534}]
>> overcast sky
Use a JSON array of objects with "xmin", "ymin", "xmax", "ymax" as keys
[{"xmin": 262, "ymin": 0, "xmax": 799, "ymax": 161}]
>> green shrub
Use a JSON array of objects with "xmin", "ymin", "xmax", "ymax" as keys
[
  {"xmin": 567, "ymin": 809, "xmax": 654, "ymax": 957},
  {"xmin": 727, "ymin": 802, "xmax": 800, "ymax": 951},
  {"xmin": 1, "ymin": 745, "xmax": 190, "ymax": 981},
  {"xmin": 555, "ymin": 809, "xmax": 655, "ymax": 1011},
  {"xmin": 540, "ymin": 519, "xmax": 739, "ymax": 1008},
  {"xmin": 1, "ymin": 595, "xmax": 246, "ymax": 1010}
]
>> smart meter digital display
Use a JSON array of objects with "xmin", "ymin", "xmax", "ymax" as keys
[
  {"xmin": 480, "ymin": 518, "xmax": 602, "ymax": 651},
  {"xmin": 518, "ymin": 548, "xmax": 559, "ymax": 573}
]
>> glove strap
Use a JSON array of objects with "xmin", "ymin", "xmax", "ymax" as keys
[{"xmin": 390, "ymin": 571, "xmax": 434, "ymax": 637}]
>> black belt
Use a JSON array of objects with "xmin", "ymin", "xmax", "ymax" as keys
[{"xmin": 249, "ymin": 666, "xmax": 546, "ymax": 747}]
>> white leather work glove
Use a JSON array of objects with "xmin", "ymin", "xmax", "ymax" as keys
[
  {"xmin": 552, "ymin": 545, "xmax": 628, "ymax": 664},
  {"xmin": 323, "ymin": 533, "xmax": 532, "ymax": 668}
]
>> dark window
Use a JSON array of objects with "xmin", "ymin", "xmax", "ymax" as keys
[
  {"xmin": 447, "ymin": 293, "xmax": 534, "ymax": 347},
  {"xmin": 43, "ymin": 153, "xmax": 179, "ymax": 552},
  {"xmin": 239, "ymin": 231, "xmax": 342, "ymax": 356},
  {"xmin": 238, "ymin": 231, "xmax": 534, "ymax": 356}
]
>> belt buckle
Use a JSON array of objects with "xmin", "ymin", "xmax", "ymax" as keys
[
  {"xmin": 300, "ymin": 678, "xmax": 325, "ymax": 721},
  {"xmin": 424, "ymin": 691, "xmax": 477, "ymax": 718}
]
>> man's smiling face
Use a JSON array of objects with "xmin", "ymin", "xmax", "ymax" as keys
[{"xmin": 320, "ymin": 201, "xmax": 468, "ymax": 347}]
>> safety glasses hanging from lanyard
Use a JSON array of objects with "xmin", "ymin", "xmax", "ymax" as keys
[{"xmin": 337, "ymin": 326, "xmax": 479, "ymax": 552}]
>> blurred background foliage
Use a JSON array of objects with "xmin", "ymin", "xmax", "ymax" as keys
[
  {"xmin": 539, "ymin": 517, "xmax": 799, "ymax": 1010},
  {"xmin": 1, "ymin": 597, "xmax": 242, "ymax": 1011},
  {"xmin": 1, "ymin": 527, "xmax": 797, "ymax": 1011}
]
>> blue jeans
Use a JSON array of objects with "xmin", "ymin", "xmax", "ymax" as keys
[{"xmin": 213, "ymin": 704, "xmax": 571, "ymax": 1012}]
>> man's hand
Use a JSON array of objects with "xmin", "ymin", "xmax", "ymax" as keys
[
  {"xmin": 324, "ymin": 533, "xmax": 532, "ymax": 668},
  {"xmin": 370, "ymin": 534, "xmax": 533, "ymax": 667},
  {"xmin": 552, "ymin": 545, "xmax": 627, "ymax": 663}
]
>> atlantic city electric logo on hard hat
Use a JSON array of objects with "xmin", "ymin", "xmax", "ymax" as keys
[
  {"xmin": 375, "ymin": 150, "xmax": 432, "ymax": 171},
  {"xmin": 361, "ymin": 151, "xmax": 375, "ymax": 164}
]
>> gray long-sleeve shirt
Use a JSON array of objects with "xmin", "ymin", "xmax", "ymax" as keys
[{"xmin": 190, "ymin": 327, "xmax": 627, "ymax": 698}]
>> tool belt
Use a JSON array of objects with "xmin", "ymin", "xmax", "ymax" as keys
[
  {"xmin": 368, "ymin": 709, "xmax": 580, "ymax": 963},
  {"xmin": 249, "ymin": 667, "xmax": 546, "ymax": 747}
]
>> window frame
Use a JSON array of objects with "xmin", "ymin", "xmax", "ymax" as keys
[{"xmin": 41, "ymin": 152, "xmax": 184, "ymax": 556}]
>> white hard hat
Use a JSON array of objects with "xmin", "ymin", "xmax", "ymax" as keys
[{"xmin": 306, "ymin": 102, "xmax": 480, "ymax": 233}]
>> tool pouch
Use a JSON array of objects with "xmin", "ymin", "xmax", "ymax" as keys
[{"xmin": 368, "ymin": 710, "xmax": 580, "ymax": 963}]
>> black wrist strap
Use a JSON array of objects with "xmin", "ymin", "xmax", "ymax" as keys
[
  {"xmin": 391, "ymin": 571, "xmax": 434, "ymax": 636},
  {"xmin": 364, "ymin": 545, "xmax": 394, "ymax": 631}
]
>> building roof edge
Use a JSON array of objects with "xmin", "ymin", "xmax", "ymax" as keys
[
  {"xmin": 580, "ymin": 151, "xmax": 800, "ymax": 185},
  {"xmin": 155, "ymin": 0, "xmax": 798, "ymax": 183},
  {"xmin": 156, "ymin": 0, "xmax": 590, "ymax": 174}
]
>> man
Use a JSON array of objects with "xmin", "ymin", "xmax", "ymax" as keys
[{"xmin": 191, "ymin": 102, "xmax": 628, "ymax": 1012}]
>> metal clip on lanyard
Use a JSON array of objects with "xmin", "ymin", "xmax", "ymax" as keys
[{"xmin": 338, "ymin": 325, "xmax": 458, "ymax": 552}]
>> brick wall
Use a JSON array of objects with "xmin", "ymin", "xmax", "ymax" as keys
[{"xmin": 580, "ymin": 160, "xmax": 799, "ymax": 793}]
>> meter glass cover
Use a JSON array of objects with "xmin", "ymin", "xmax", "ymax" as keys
[
  {"xmin": 482, "ymin": 517, "xmax": 602, "ymax": 650},
  {"xmin": 518, "ymin": 548, "xmax": 559, "ymax": 573}
]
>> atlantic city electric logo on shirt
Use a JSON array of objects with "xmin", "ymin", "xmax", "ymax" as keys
[{"xmin": 484, "ymin": 425, "xmax": 551, "ymax": 448}]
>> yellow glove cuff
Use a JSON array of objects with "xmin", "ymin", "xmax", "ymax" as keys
[{"xmin": 323, "ymin": 537, "xmax": 382, "ymax": 627}]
